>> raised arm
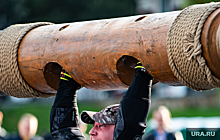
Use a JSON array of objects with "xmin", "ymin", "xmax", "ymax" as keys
[
  {"xmin": 50, "ymin": 69, "xmax": 86, "ymax": 140},
  {"xmin": 113, "ymin": 62, "xmax": 153, "ymax": 140}
]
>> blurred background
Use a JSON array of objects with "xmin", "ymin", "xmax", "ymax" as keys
[{"xmin": 0, "ymin": 0, "xmax": 220, "ymax": 140}]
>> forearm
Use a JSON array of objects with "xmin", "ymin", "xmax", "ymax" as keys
[
  {"xmin": 125, "ymin": 69, "xmax": 153, "ymax": 99},
  {"xmin": 114, "ymin": 70, "xmax": 153, "ymax": 140},
  {"xmin": 50, "ymin": 76, "xmax": 85, "ymax": 140},
  {"xmin": 53, "ymin": 79, "xmax": 79, "ymax": 108}
]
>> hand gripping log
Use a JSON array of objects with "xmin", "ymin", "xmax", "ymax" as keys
[{"xmin": 1, "ymin": 2, "xmax": 220, "ymax": 98}]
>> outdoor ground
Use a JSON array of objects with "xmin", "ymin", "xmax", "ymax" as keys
[{"xmin": 0, "ymin": 99, "xmax": 220, "ymax": 136}]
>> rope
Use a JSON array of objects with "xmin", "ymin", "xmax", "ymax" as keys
[
  {"xmin": 0, "ymin": 22, "xmax": 54, "ymax": 98},
  {"xmin": 167, "ymin": 2, "xmax": 220, "ymax": 91}
]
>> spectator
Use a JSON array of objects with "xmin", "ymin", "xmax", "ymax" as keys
[
  {"xmin": 8, "ymin": 113, "xmax": 43, "ymax": 140},
  {"xmin": 144, "ymin": 106, "xmax": 176, "ymax": 140},
  {"xmin": 0, "ymin": 111, "xmax": 8, "ymax": 140}
]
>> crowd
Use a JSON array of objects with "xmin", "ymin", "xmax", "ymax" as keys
[
  {"xmin": 0, "ymin": 112, "xmax": 49, "ymax": 140},
  {"xmin": 0, "ymin": 105, "xmax": 180, "ymax": 140},
  {"xmin": 0, "ymin": 111, "xmax": 94, "ymax": 140}
]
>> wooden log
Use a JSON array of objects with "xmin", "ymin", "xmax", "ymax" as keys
[
  {"xmin": 17, "ymin": 8, "xmax": 220, "ymax": 94},
  {"xmin": 18, "ymin": 11, "xmax": 181, "ymax": 94},
  {"xmin": 201, "ymin": 8, "xmax": 220, "ymax": 79}
]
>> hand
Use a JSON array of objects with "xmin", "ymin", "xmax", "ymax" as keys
[
  {"xmin": 125, "ymin": 61, "xmax": 153, "ymax": 100},
  {"xmin": 60, "ymin": 68, "xmax": 81, "ymax": 89},
  {"xmin": 60, "ymin": 68, "xmax": 73, "ymax": 81},
  {"xmin": 135, "ymin": 62, "xmax": 153, "ymax": 79},
  {"xmin": 135, "ymin": 62, "xmax": 148, "ymax": 73}
]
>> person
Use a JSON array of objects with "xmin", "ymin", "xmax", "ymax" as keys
[
  {"xmin": 50, "ymin": 62, "xmax": 153, "ymax": 140},
  {"xmin": 9, "ymin": 113, "xmax": 43, "ymax": 140},
  {"xmin": 0, "ymin": 111, "xmax": 9, "ymax": 140},
  {"xmin": 143, "ymin": 106, "xmax": 176, "ymax": 140},
  {"xmin": 0, "ymin": 111, "xmax": 5, "ymax": 140}
]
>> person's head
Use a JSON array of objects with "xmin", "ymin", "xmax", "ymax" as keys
[
  {"xmin": 18, "ymin": 113, "xmax": 38, "ymax": 139},
  {"xmin": 81, "ymin": 104, "xmax": 119, "ymax": 140},
  {"xmin": 153, "ymin": 106, "xmax": 171, "ymax": 130},
  {"xmin": 153, "ymin": 110, "xmax": 163, "ymax": 127}
]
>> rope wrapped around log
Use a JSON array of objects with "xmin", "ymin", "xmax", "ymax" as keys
[
  {"xmin": 0, "ymin": 22, "xmax": 54, "ymax": 98},
  {"xmin": 1, "ymin": 2, "xmax": 220, "ymax": 98},
  {"xmin": 167, "ymin": 2, "xmax": 220, "ymax": 91}
]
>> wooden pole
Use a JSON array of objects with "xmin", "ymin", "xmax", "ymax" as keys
[
  {"xmin": 17, "ymin": 8, "xmax": 220, "ymax": 94},
  {"xmin": 201, "ymin": 8, "xmax": 220, "ymax": 80}
]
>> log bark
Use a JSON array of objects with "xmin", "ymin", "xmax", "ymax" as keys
[
  {"xmin": 18, "ymin": 11, "xmax": 182, "ymax": 93},
  {"xmin": 16, "ymin": 8, "xmax": 220, "ymax": 94}
]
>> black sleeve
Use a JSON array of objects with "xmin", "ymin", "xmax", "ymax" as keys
[
  {"xmin": 113, "ymin": 70, "xmax": 153, "ymax": 140},
  {"xmin": 50, "ymin": 79, "xmax": 86, "ymax": 140}
]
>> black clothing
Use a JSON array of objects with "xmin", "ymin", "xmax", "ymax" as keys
[
  {"xmin": 50, "ymin": 79, "xmax": 84, "ymax": 140},
  {"xmin": 113, "ymin": 69, "xmax": 152, "ymax": 140},
  {"xmin": 50, "ymin": 69, "xmax": 152, "ymax": 140}
]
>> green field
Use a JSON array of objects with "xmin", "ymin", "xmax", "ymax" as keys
[
  {"xmin": 0, "ymin": 101, "xmax": 109, "ymax": 135},
  {"xmin": 0, "ymin": 101, "xmax": 220, "ymax": 136}
]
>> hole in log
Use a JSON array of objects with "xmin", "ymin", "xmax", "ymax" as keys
[
  {"xmin": 59, "ymin": 24, "xmax": 69, "ymax": 31},
  {"xmin": 135, "ymin": 16, "xmax": 147, "ymax": 22},
  {"xmin": 44, "ymin": 62, "xmax": 62, "ymax": 91},
  {"xmin": 116, "ymin": 55, "xmax": 139, "ymax": 86}
]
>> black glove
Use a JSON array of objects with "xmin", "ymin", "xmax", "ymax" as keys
[
  {"xmin": 53, "ymin": 68, "xmax": 81, "ymax": 108},
  {"xmin": 125, "ymin": 62, "xmax": 153, "ymax": 99},
  {"xmin": 60, "ymin": 68, "xmax": 72, "ymax": 81},
  {"xmin": 51, "ymin": 69, "xmax": 83, "ymax": 135},
  {"xmin": 60, "ymin": 68, "xmax": 81, "ymax": 89},
  {"xmin": 135, "ymin": 61, "xmax": 148, "ymax": 73}
]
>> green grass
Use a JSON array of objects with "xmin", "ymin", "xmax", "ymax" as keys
[
  {"xmin": 170, "ymin": 107, "xmax": 220, "ymax": 118},
  {"xmin": 1, "ymin": 101, "xmax": 220, "ymax": 136},
  {"xmin": 0, "ymin": 101, "xmax": 107, "ymax": 135},
  {"xmin": 0, "ymin": 104, "xmax": 52, "ymax": 135}
]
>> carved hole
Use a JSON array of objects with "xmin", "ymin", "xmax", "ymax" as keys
[
  {"xmin": 59, "ymin": 24, "xmax": 69, "ymax": 31},
  {"xmin": 44, "ymin": 62, "xmax": 62, "ymax": 91},
  {"xmin": 116, "ymin": 55, "xmax": 139, "ymax": 86},
  {"xmin": 135, "ymin": 16, "xmax": 147, "ymax": 22},
  {"xmin": 116, "ymin": 55, "xmax": 157, "ymax": 86}
]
